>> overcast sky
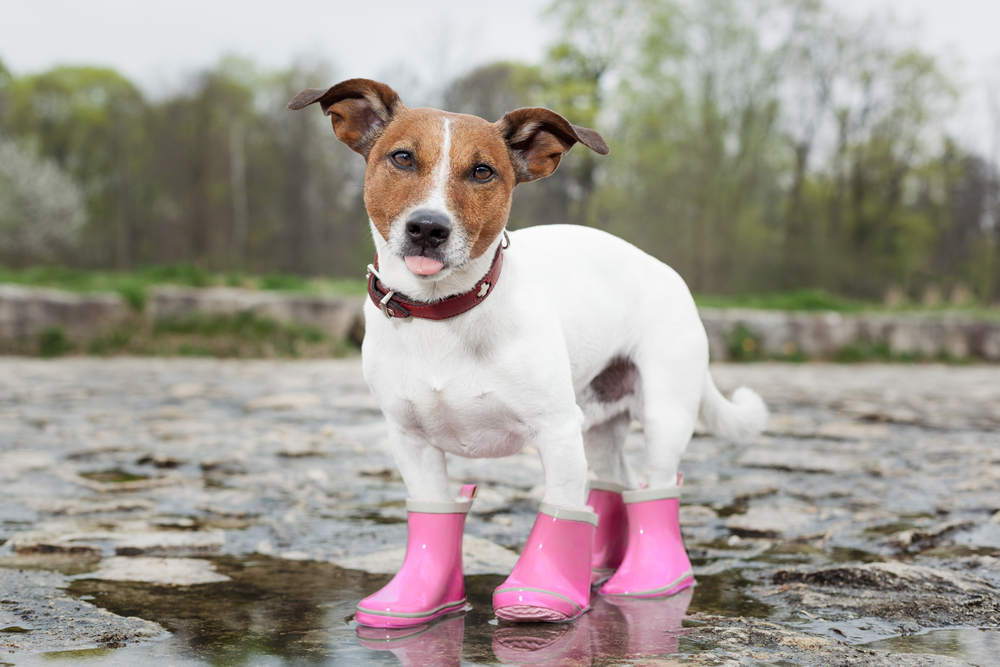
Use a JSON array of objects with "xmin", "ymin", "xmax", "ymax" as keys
[{"xmin": 2, "ymin": 0, "xmax": 999, "ymax": 148}]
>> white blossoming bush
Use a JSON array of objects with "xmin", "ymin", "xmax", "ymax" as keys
[{"xmin": 0, "ymin": 138, "xmax": 86, "ymax": 262}]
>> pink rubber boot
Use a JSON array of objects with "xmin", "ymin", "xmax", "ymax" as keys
[
  {"xmin": 586, "ymin": 481, "xmax": 629, "ymax": 586},
  {"xmin": 599, "ymin": 480, "xmax": 694, "ymax": 598},
  {"xmin": 493, "ymin": 503, "xmax": 598, "ymax": 622},
  {"xmin": 355, "ymin": 485, "xmax": 477, "ymax": 628}
]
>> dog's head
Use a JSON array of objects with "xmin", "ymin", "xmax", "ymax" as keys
[{"xmin": 288, "ymin": 79, "xmax": 608, "ymax": 282}]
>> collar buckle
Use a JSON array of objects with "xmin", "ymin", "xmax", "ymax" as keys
[{"xmin": 367, "ymin": 264, "xmax": 408, "ymax": 319}]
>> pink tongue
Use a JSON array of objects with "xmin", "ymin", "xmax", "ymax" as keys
[{"xmin": 404, "ymin": 256, "xmax": 445, "ymax": 275}]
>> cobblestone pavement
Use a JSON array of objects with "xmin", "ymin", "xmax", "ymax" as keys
[{"xmin": 1, "ymin": 358, "xmax": 999, "ymax": 666}]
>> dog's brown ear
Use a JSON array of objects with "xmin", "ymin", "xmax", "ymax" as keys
[
  {"xmin": 496, "ymin": 108, "xmax": 609, "ymax": 183},
  {"xmin": 288, "ymin": 79, "xmax": 405, "ymax": 158}
]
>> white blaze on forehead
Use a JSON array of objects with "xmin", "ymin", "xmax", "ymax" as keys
[{"xmin": 420, "ymin": 116, "xmax": 452, "ymax": 213}]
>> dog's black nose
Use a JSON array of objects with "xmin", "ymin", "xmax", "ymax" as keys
[{"xmin": 405, "ymin": 210, "xmax": 451, "ymax": 248}]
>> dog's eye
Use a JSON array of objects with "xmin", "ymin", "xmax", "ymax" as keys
[
  {"xmin": 392, "ymin": 151, "xmax": 413, "ymax": 168},
  {"xmin": 473, "ymin": 165, "xmax": 494, "ymax": 181}
]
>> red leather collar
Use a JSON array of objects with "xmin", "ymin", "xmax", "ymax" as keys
[{"xmin": 367, "ymin": 244, "xmax": 504, "ymax": 320}]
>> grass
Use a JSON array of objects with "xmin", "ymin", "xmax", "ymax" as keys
[
  {"xmin": 695, "ymin": 289, "xmax": 864, "ymax": 312},
  {"xmin": 2, "ymin": 267, "xmax": 996, "ymax": 317},
  {"xmin": 694, "ymin": 288, "xmax": 999, "ymax": 318},
  {"xmin": 3, "ymin": 313, "xmax": 356, "ymax": 359},
  {"xmin": 0, "ymin": 263, "xmax": 368, "ymax": 311}
]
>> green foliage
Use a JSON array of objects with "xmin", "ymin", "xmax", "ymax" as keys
[
  {"xmin": 86, "ymin": 313, "xmax": 352, "ymax": 358},
  {"xmin": 835, "ymin": 342, "xmax": 892, "ymax": 363},
  {"xmin": 37, "ymin": 328, "xmax": 72, "ymax": 357},
  {"xmin": 726, "ymin": 324, "xmax": 763, "ymax": 362},
  {"xmin": 258, "ymin": 273, "xmax": 309, "ymax": 291},
  {"xmin": 0, "ymin": 263, "xmax": 367, "ymax": 312},
  {"xmin": 0, "ymin": 1, "xmax": 997, "ymax": 304},
  {"xmin": 695, "ymin": 290, "xmax": 863, "ymax": 312},
  {"xmin": 140, "ymin": 264, "xmax": 212, "ymax": 287}
]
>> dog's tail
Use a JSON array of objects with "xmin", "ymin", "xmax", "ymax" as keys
[{"xmin": 698, "ymin": 371, "xmax": 768, "ymax": 440}]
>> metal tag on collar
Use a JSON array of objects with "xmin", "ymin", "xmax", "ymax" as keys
[{"xmin": 501, "ymin": 229, "xmax": 511, "ymax": 248}]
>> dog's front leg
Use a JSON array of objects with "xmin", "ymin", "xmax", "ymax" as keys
[
  {"xmin": 493, "ymin": 411, "xmax": 597, "ymax": 623},
  {"xmin": 534, "ymin": 413, "xmax": 589, "ymax": 509},
  {"xmin": 355, "ymin": 421, "xmax": 475, "ymax": 628},
  {"xmin": 387, "ymin": 421, "xmax": 452, "ymax": 502}
]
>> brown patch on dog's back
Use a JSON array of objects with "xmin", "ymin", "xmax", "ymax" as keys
[{"xmin": 590, "ymin": 356, "xmax": 639, "ymax": 403}]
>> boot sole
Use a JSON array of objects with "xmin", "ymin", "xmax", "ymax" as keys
[
  {"xmin": 494, "ymin": 588, "xmax": 589, "ymax": 623},
  {"xmin": 600, "ymin": 571, "xmax": 695, "ymax": 598},
  {"xmin": 355, "ymin": 599, "xmax": 468, "ymax": 628}
]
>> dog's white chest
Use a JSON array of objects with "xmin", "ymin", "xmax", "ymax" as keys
[
  {"xmin": 383, "ymin": 369, "xmax": 530, "ymax": 458},
  {"xmin": 363, "ymin": 319, "xmax": 536, "ymax": 459}
]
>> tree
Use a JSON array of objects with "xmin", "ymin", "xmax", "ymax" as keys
[{"xmin": 0, "ymin": 138, "xmax": 86, "ymax": 265}]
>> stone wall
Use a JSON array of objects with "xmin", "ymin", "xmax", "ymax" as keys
[
  {"xmin": 146, "ymin": 286, "xmax": 365, "ymax": 344},
  {"xmin": 3, "ymin": 283, "xmax": 999, "ymax": 361},
  {"xmin": 0, "ymin": 284, "xmax": 130, "ymax": 341},
  {"xmin": 700, "ymin": 309, "xmax": 1000, "ymax": 361}
]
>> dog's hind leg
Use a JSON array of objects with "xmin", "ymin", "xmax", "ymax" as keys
[
  {"xmin": 583, "ymin": 413, "xmax": 638, "ymax": 489},
  {"xmin": 597, "ymin": 369, "xmax": 700, "ymax": 598},
  {"xmin": 584, "ymin": 413, "xmax": 636, "ymax": 585}
]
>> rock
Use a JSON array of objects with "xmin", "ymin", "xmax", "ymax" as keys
[
  {"xmin": 737, "ymin": 447, "xmax": 862, "ymax": 474},
  {"xmin": 168, "ymin": 382, "xmax": 206, "ymax": 399},
  {"xmin": 0, "ymin": 284, "xmax": 130, "ymax": 342},
  {"xmin": 0, "ymin": 567, "xmax": 164, "ymax": 653},
  {"xmin": 698, "ymin": 308, "xmax": 1000, "ymax": 361},
  {"xmin": 765, "ymin": 561, "xmax": 1000, "ymax": 630},
  {"xmin": 680, "ymin": 505, "xmax": 719, "ymax": 526},
  {"xmin": 40, "ymin": 499, "xmax": 156, "ymax": 516},
  {"xmin": 883, "ymin": 520, "xmax": 975, "ymax": 555},
  {"xmin": 691, "ymin": 615, "xmax": 978, "ymax": 666},
  {"xmin": 115, "ymin": 530, "xmax": 225, "ymax": 556},
  {"xmin": 333, "ymin": 535, "xmax": 519, "ymax": 575},
  {"xmin": 82, "ymin": 557, "xmax": 230, "ymax": 585},
  {"xmin": 244, "ymin": 392, "xmax": 322, "ymax": 411},
  {"xmin": 10, "ymin": 537, "xmax": 103, "ymax": 557},
  {"xmin": 726, "ymin": 504, "xmax": 816, "ymax": 538},
  {"xmin": 0, "ymin": 450, "xmax": 57, "ymax": 480},
  {"xmin": 147, "ymin": 286, "xmax": 364, "ymax": 342}
]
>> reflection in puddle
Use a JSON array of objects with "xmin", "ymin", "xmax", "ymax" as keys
[
  {"xmin": 355, "ymin": 588, "xmax": 693, "ymax": 666},
  {"xmin": 25, "ymin": 559, "xmax": 763, "ymax": 666},
  {"xmin": 358, "ymin": 615, "xmax": 466, "ymax": 667}
]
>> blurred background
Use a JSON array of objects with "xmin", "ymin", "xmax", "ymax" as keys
[{"xmin": 2, "ymin": 0, "xmax": 999, "ymax": 306}]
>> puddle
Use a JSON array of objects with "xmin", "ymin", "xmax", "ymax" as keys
[
  {"xmin": 78, "ymin": 470, "xmax": 150, "ymax": 484},
  {"xmin": 0, "ymin": 558, "xmax": 768, "ymax": 666},
  {"xmin": 863, "ymin": 628, "xmax": 1000, "ymax": 665},
  {"xmin": 687, "ymin": 571, "xmax": 772, "ymax": 618}
]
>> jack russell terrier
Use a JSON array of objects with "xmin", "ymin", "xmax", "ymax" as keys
[{"xmin": 289, "ymin": 79, "xmax": 767, "ymax": 628}]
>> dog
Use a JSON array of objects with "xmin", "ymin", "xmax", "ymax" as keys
[{"xmin": 289, "ymin": 79, "xmax": 767, "ymax": 627}]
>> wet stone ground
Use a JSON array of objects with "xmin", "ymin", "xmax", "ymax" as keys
[{"xmin": 0, "ymin": 358, "xmax": 998, "ymax": 666}]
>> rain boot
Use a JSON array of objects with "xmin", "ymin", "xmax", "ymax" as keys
[
  {"xmin": 355, "ymin": 485, "xmax": 477, "ymax": 628},
  {"xmin": 599, "ymin": 478, "xmax": 694, "ymax": 598},
  {"xmin": 586, "ymin": 480, "xmax": 629, "ymax": 585},
  {"xmin": 493, "ymin": 503, "xmax": 597, "ymax": 622}
]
